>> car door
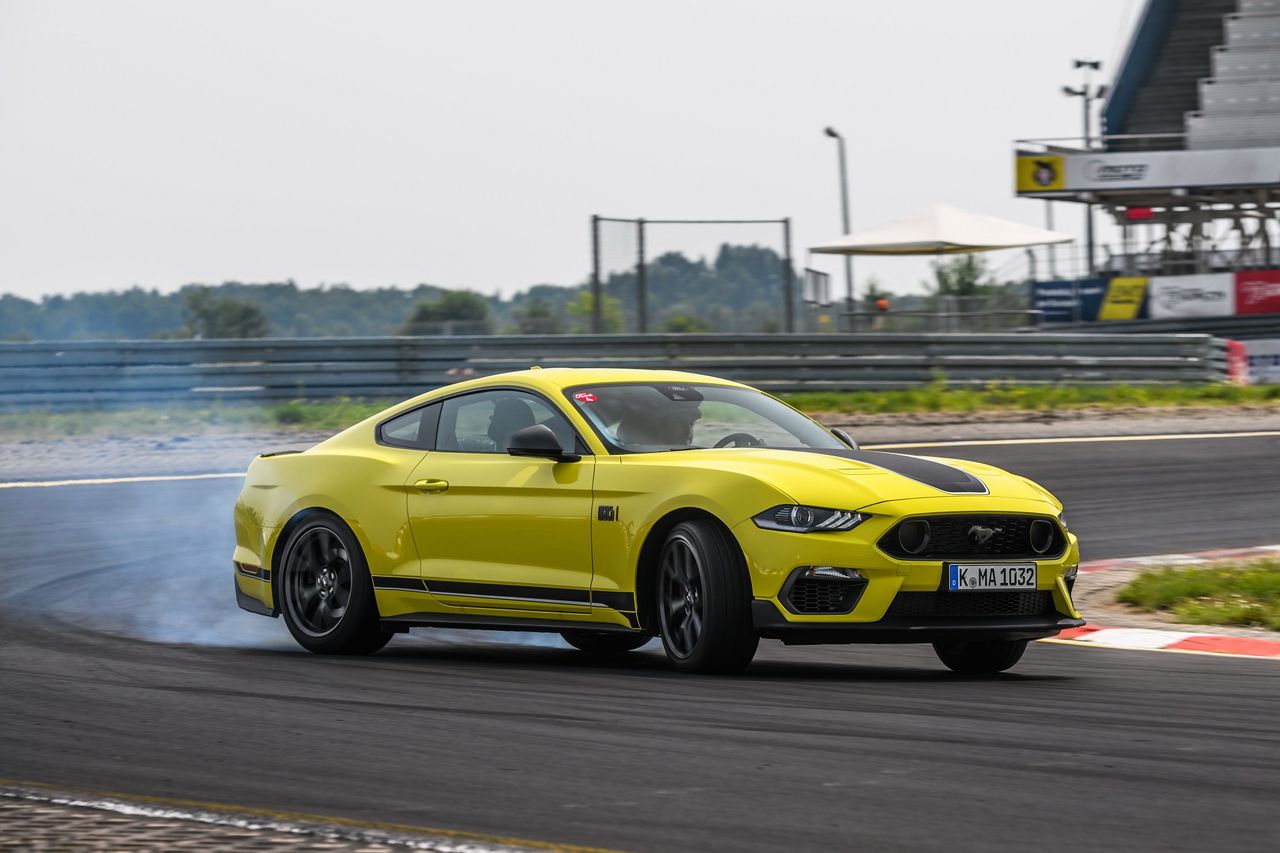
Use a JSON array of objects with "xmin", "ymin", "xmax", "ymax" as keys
[{"xmin": 406, "ymin": 387, "xmax": 596, "ymax": 613}]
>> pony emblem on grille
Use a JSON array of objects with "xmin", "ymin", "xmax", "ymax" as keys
[{"xmin": 967, "ymin": 525, "xmax": 1002, "ymax": 545}]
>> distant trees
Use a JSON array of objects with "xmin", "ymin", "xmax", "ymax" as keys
[
  {"xmin": 399, "ymin": 290, "xmax": 493, "ymax": 335},
  {"xmin": 566, "ymin": 292, "xmax": 623, "ymax": 333},
  {"xmin": 662, "ymin": 314, "xmax": 712, "ymax": 333},
  {"xmin": 513, "ymin": 298, "xmax": 563, "ymax": 335},
  {"xmin": 924, "ymin": 255, "xmax": 996, "ymax": 298},
  {"xmin": 181, "ymin": 287, "xmax": 268, "ymax": 338},
  {"xmin": 0, "ymin": 242, "xmax": 848, "ymax": 340}
]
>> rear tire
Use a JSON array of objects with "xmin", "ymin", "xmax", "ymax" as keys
[
  {"xmin": 656, "ymin": 519, "xmax": 758, "ymax": 674},
  {"xmin": 278, "ymin": 514, "xmax": 394, "ymax": 655},
  {"xmin": 560, "ymin": 630, "xmax": 652, "ymax": 654},
  {"xmin": 932, "ymin": 639, "xmax": 1027, "ymax": 674}
]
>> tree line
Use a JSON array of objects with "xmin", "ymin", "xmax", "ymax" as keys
[{"xmin": 0, "ymin": 246, "xmax": 1015, "ymax": 340}]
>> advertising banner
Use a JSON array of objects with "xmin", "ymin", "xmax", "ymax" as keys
[
  {"xmin": 1015, "ymin": 155, "xmax": 1065, "ymax": 193},
  {"xmin": 1016, "ymin": 147, "xmax": 1280, "ymax": 195},
  {"xmin": 1033, "ymin": 278, "xmax": 1106, "ymax": 323},
  {"xmin": 1235, "ymin": 270, "xmax": 1280, "ymax": 315},
  {"xmin": 1247, "ymin": 339, "xmax": 1280, "ymax": 385},
  {"xmin": 1148, "ymin": 273, "xmax": 1235, "ymax": 319},
  {"xmin": 1097, "ymin": 277, "xmax": 1148, "ymax": 320}
]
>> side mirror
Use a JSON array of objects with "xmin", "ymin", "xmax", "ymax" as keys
[
  {"xmin": 832, "ymin": 428, "xmax": 860, "ymax": 451},
  {"xmin": 507, "ymin": 423, "xmax": 581, "ymax": 463}
]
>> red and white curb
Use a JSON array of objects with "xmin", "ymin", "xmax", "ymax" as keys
[{"xmin": 1042, "ymin": 545, "xmax": 1280, "ymax": 660}]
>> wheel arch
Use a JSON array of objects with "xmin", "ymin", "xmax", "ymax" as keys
[
  {"xmin": 269, "ymin": 507, "xmax": 354, "ymax": 606},
  {"xmin": 633, "ymin": 507, "xmax": 750, "ymax": 633}
]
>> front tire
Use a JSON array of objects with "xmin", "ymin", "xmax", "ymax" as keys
[
  {"xmin": 656, "ymin": 520, "xmax": 758, "ymax": 674},
  {"xmin": 278, "ymin": 514, "xmax": 394, "ymax": 655},
  {"xmin": 932, "ymin": 639, "xmax": 1028, "ymax": 674},
  {"xmin": 560, "ymin": 630, "xmax": 652, "ymax": 654}
]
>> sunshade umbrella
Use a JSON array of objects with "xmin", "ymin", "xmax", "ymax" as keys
[{"xmin": 810, "ymin": 203, "xmax": 1074, "ymax": 256}]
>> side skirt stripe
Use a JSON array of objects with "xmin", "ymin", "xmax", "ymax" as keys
[
  {"xmin": 427, "ymin": 580, "xmax": 591, "ymax": 604},
  {"xmin": 372, "ymin": 577, "xmax": 637, "ymax": 613},
  {"xmin": 371, "ymin": 576, "xmax": 429, "ymax": 592}
]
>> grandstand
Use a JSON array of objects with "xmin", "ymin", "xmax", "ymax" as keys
[{"xmin": 1014, "ymin": 0, "xmax": 1280, "ymax": 331}]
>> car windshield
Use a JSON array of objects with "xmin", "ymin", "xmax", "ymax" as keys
[{"xmin": 565, "ymin": 382, "xmax": 847, "ymax": 454}]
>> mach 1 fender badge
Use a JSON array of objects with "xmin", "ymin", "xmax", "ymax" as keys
[{"xmin": 597, "ymin": 505, "xmax": 618, "ymax": 522}]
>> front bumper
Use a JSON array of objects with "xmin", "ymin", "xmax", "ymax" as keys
[
  {"xmin": 752, "ymin": 598, "xmax": 1084, "ymax": 644},
  {"xmin": 732, "ymin": 498, "xmax": 1084, "ymax": 637}
]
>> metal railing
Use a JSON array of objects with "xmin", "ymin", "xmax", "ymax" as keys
[
  {"xmin": 1047, "ymin": 313, "xmax": 1280, "ymax": 339},
  {"xmin": 0, "ymin": 334, "xmax": 1229, "ymax": 410}
]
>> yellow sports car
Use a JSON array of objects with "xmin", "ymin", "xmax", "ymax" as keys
[{"xmin": 233, "ymin": 368, "xmax": 1082, "ymax": 674}]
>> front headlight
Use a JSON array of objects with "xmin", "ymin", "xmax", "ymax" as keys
[
  {"xmin": 753, "ymin": 505, "xmax": 869, "ymax": 533},
  {"xmin": 1058, "ymin": 512, "xmax": 1069, "ymax": 531}
]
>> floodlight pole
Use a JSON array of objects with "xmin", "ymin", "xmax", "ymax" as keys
[
  {"xmin": 590, "ymin": 215, "xmax": 603, "ymax": 333},
  {"xmin": 824, "ymin": 127, "xmax": 854, "ymax": 328},
  {"xmin": 636, "ymin": 218, "xmax": 647, "ymax": 333},
  {"xmin": 782, "ymin": 217, "xmax": 794, "ymax": 333},
  {"xmin": 1064, "ymin": 60, "xmax": 1105, "ymax": 277}
]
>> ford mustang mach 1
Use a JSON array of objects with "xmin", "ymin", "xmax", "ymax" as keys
[{"xmin": 232, "ymin": 368, "xmax": 1082, "ymax": 674}]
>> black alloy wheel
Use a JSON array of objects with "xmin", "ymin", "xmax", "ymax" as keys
[
  {"xmin": 656, "ymin": 520, "xmax": 758, "ymax": 673},
  {"xmin": 932, "ymin": 638, "xmax": 1028, "ymax": 675},
  {"xmin": 279, "ymin": 514, "xmax": 393, "ymax": 655},
  {"xmin": 660, "ymin": 535, "xmax": 704, "ymax": 658},
  {"xmin": 286, "ymin": 526, "xmax": 352, "ymax": 637}
]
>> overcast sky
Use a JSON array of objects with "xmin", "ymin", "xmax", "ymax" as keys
[{"xmin": 0, "ymin": 0, "xmax": 1142, "ymax": 301}]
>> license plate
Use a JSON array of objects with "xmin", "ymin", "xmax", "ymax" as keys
[{"xmin": 947, "ymin": 563, "xmax": 1036, "ymax": 591}]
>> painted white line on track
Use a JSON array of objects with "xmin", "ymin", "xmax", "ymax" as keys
[
  {"xmin": 866, "ymin": 430, "xmax": 1280, "ymax": 450},
  {"xmin": 0, "ymin": 472, "xmax": 244, "ymax": 490}
]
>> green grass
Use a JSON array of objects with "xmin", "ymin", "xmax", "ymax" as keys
[
  {"xmin": 783, "ymin": 381, "xmax": 1280, "ymax": 415},
  {"xmin": 0, "ymin": 382, "xmax": 1276, "ymax": 439},
  {"xmin": 1117, "ymin": 559, "xmax": 1280, "ymax": 631},
  {"xmin": 0, "ymin": 398, "xmax": 393, "ymax": 439}
]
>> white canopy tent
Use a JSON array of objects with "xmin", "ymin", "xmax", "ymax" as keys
[{"xmin": 810, "ymin": 203, "xmax": 1073, "ymax": 256}]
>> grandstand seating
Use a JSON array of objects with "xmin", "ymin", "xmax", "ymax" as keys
[{"xmin": 1103, "ymin": 0, "xmax": 1280, "ymax": 150}]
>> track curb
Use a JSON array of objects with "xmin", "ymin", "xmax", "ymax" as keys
[{"xmin": 1051, "ymin": 545, "xmax": 1280, "ymax": 659}]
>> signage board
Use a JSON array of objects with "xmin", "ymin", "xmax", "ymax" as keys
[
  {"xmin": 1016, "ymin": 146, "xmax": 1280, "ymax": 195},
  {"xmin": 1033, "ymin": 278, "xmax": 1106, "ymax": 323},
  {"xmin": 1148, "ymin": 273, "xmax": 1235, "ymax": 319},
  {"xmin": 1236, "ymin": 270, "xmax": 1280, "ymax": 315},
  {"xmin": 1246, "ymin": 338, "xmax": 1280, "ymax": 385}
]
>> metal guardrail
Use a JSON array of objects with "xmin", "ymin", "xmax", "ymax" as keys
[
  {"xmin": 1049, "ymin": 314, "xmax": 1280, "ymax": 340},
  {"xmin": 0, "ymin": 333, "xmax": 1229, "ymax": 409}
]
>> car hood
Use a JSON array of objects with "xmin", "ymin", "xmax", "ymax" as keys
[{"xmin": 640, "ymin": 447, "xmax": 1058, "ymax": 510}]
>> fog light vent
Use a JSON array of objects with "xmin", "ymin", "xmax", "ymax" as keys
[{"xmin": 783, "ymin": 567, "xmax": 867, "ymax": 615}]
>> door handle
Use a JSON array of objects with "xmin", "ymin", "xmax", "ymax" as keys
[{"xmin": 414, "ymin": 478, "xmax": 449, "ymax": 493}]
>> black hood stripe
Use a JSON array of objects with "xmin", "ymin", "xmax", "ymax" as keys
[{"xmin": 786, "ymin": 448, "xmax": 988, "ymax": 494}]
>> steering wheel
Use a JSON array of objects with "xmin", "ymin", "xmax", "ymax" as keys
[{"xmin": 714, "ymin": 432, "xmax": 764, "ymax": 448}]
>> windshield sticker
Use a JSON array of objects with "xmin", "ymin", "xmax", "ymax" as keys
[{"xmin": 574, "ymin": 392, "xmax": 598, "ymax": 403}]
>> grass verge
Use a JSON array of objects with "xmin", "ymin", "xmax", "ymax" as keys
[
  {"xmin": 0, "ymin": 383, "xmax": 1277, "ymax": 439},
  {"xmin": 785, "ymin": 382, "xmax": 1280, "ymax": 415},
  {"xmin": 1117, "ymin": 559, "xmax": 1280, "ymax": 631}
]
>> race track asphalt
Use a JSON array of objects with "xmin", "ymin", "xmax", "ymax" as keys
[{"xmin": 0, "ymin": 434, "xmax": 1277, "ymax": 852}]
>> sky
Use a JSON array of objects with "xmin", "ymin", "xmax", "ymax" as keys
[{"xmin": 0, "ymin": 0, "xmax": 1143, "ymax": 302}]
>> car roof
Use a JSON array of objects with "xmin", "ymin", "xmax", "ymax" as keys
[{"xmin": 513, "ymin": 367, "xmax": 746, "ymax": 391}]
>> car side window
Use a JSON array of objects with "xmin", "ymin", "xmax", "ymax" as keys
[
  {"xmin": 377, "ymin": 403, "xmax": 440, "ymax": 450},
  {"xmin": 436, "ymin": 390, "xmax": 577, "ymax": 454}
]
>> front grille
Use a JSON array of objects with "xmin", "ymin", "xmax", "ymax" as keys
[
  {"xmin": 786, "ymin": 578, "xmax": 864, "ymax": 614},
  {"xmin": 887, "ymin": 591, "xmax": 1053, "ymax": 619},
  {"xmin": 879, "ymin": 515, "xmax": 1065, "ymax": 560}
]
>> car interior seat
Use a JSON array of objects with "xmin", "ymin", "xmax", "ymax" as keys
[{"xmin": 487, "ymin": 397, "xmax": 537, "ymax": 451}]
